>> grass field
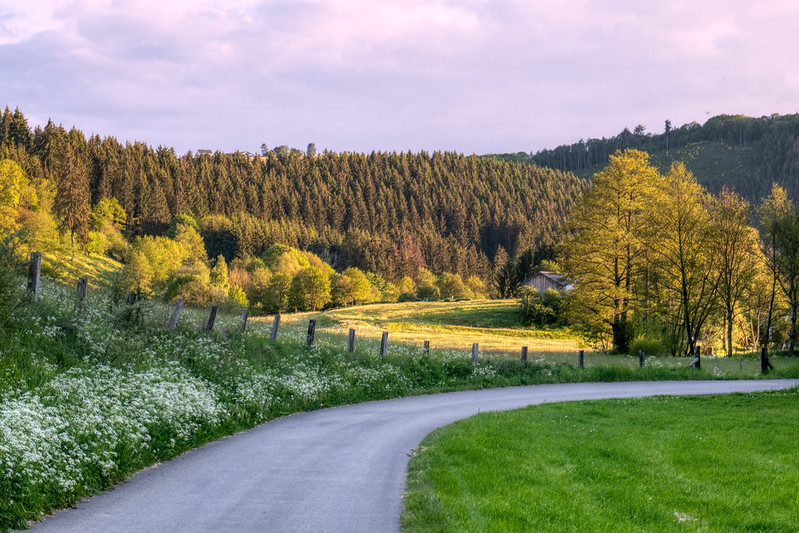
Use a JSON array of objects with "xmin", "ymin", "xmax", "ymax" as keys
[
  {"xmin": 402, "ymin": 387, "xmax": 799, "ymax": 532},
  {"xmin": 251, "ymin": 301, "xmax": 799, "ymax": 379},
  {"xmin": 252, "ymin": 300, "xmax": 583, "ymax": 358}
]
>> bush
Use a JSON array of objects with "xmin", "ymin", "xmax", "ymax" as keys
[
  {"xmin": 416, "ymin": 283, "xmax": 440, "ymax": 301},
  {"xmin": 629, "ymin": 339, "xmax": 667, "ymax": 357},
  {"xmin": 519, "ymin": 287, "xmax": 563, "ymax": 327},
  {"xmin": 398, "ymin": 292, "xmax": 418, "ymax": 303},
  {"xmin": 0, "ymin": 231, "xmax": 24, "ymax": 324}
]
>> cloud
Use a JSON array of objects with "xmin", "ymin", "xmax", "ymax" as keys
[{"xmin": 0, "ymin": 0, "xmax": 797, "ymax": 154}]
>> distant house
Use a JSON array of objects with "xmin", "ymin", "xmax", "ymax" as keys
[
  {"xmin": 196, "ymin": 149, "xmax": 212, "ymax": 156},
  {"xmin": 520, "ymin": 271, "xmax": 569, "ymax": 294}
]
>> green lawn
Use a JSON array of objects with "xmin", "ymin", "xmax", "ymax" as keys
[{"xmin": 403, "ymin": 388, "xmax": 799, "ymax": 532}]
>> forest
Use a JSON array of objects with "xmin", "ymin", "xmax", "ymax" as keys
[
  {"xmin": 0, "ymin": 107, "xmax": 584, "ymax": 277},
  {"xmin": 0, "ymin": 106, "xmax": 583, "ymax": 314},
  {"xmin": 491, "ymin": 113, "xmax": 799, "ymax": 203}
]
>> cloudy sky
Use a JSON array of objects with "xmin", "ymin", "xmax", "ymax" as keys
[{"xmin": 1, "ymin": 0, "xmax": 798, "ymax": 155}]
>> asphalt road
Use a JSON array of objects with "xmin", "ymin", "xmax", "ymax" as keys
[{"xmin": 28, "ymin": 379, "xmax": 798, "ymax": 533}]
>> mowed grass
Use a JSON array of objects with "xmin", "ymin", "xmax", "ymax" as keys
[{"xmin": 403, "ymin": 388, "xmax": 799, "ymax": 532}]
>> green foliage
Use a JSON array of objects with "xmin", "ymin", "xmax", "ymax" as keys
[
  {"xmin": 524, "ymin": 113, "xmax": 799, "ymax": 205},
  {"xmin": 164, "ymin": 262, "xmax": 212, "ymax": 307},
  {"xmin": 227, "ymin": 283, "xmax": 248, "ymax": 309},
  {"xmin": 89, "ymin": 197, "xmax": 126, "ymax": 232},
  {"xmin": 341, "ymin": 267, "xmax": 372, "ymax": 305},
  {"xmin": 562, "ymin": 149, "xmax": 658, "ymax": 353},
  {"xmin": 0, "ymin": 231, "xmax": 24, "ymax": 325},
  {"xmin": 263, "ymin": 272, "xmax": 292, "ymax": 314},
  {"xmin": 628, "ymin": 338, "xmax": 667, "ymax": 356},
  {"xmin": 209, "ymin": 255, "xmax": 229, "ymax": 290},
  {"xmin": 0, "ymin": 159, "xmax": 35, "ymax": 231},
  {"xmin": 366, "ymin": 271, "xmax": 397, "ymax": 302},
  {"xmin": 199, "ymin": 215, "xmax": 237, "ymax": 262},
  {"xmin": 261, "ymin": 244, "xmax": 311, "ymax": 276},
  {"xmin": 436, "ymin": 272, "xmax": 471, "ymax": 300},
  {"xmin": 288, "ymin": 266, "xmax": 331, "ymax": 311},
  {"xmin": 164, "ymin": 214, "xmax": 199, "ymax": 239},
  {"xmin": 519, "ymin": 287, "xmax": 563, "ymax": 327},
  {"xmin": 87, "ymin": 197, "xmax": 127, "ymax": 258},
  {"xmin": 397, "ymin": 275, "xmax": 416, "ymax": 295},
  {"xmin": 416, "ymin": 282, "xmax": 440, "ymax": 301},
  {"xmin": 245, "ymin": 268, "xmax": 273, "ymax": 313},
  {"xmin": 119, "ymin": 250, "xmax": 156, "ymax": 297},
  {"xmin": 173, "ymin": 224, "xmax": 207, "ymax": 266},
  {"xmin": 123, "ymin": 236, "xmax": 185, "ymax": 295}
]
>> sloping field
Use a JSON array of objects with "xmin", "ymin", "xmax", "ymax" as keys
[{"xmin": 253, "ymin": 300, "xmax": 583, "ymax": 357}]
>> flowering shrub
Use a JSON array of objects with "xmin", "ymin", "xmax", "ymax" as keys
[{"xmin": 0, "ymin": 364, "xmax": 222, "ymax": 526}]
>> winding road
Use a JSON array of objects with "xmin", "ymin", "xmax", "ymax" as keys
[{"xmin": 29, "ymin": 379, "xmax": 798, "ymax": 532}]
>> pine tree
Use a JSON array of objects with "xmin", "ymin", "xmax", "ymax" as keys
[{"xmin": 54, "ymin": 141, "xmax": 91, "ymax": 254}]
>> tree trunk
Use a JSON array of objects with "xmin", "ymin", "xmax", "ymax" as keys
[
  {"xmin": 726, "ymin": 306, "xmax": 734, "ymax": 357},
  {"xmin": 789, "ymin": 301, "xmax": 797, "ymax": 356},
  {"xmin": 612, "ymin": 317, "xmax": 629, "ymax": 354}
]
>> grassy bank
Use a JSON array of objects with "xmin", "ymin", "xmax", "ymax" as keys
[
  {"xmin": 402, "ymin": 388, "xmax": 799, "ymax": 532},
  {"xmin": 2, "ymin": 277, "xmax": 799, "ymax": 531}
]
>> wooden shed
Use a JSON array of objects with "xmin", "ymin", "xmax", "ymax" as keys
[{"xmin": 520, "ymin": 271, "xmax": 568, "ymax": 294}]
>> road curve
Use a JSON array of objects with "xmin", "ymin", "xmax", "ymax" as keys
[{"xmin": 28, "ymin": 379, "xmax": 798, "ymax": 533}]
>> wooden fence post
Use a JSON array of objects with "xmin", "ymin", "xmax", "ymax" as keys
[
  {"xmin": 348, "ymin": 328, "xmax": 356, "ymax": 352},
  {"xmin": 471, "ymin": 343, "xmax": 479, "ymax": 365},
  {"xmin": 271, "ymin": 314, "xmax": 281, "ymax": 341},
  {"xmin": 521, "ymin": 346, "xmax": 528, "ymax": 362},
  {"xmin": 205, "ymin": 305, "xmax": 219, "ymax": 331},
  {"xmin": 639, "ymin": 349, "xmax": 645, "ymax": 368},
  {"xmin": 306, "ymin": 319, "xmax": 316, "ymax": 346},
  {"xmin": 75, "ymin": 277, "xmax": 88, "ymax": 310},
  {"xmin": 27, "ymin": 252, "xmax": 41, "ymax": 301},
  {"xmin": 578, "ymin": 349, "xmax": 584, "ymax": 369},
  {"xmin": 168, "ymin": 299, "xmax": 185, "ymax": 330},
  {"xmin": 240, "ymin": 308, "xmax": 249, "ymax": 333},
  {"xmin": 380, "ymin": 331, "xmax": 388, "ymax": 357},
  {"xmin": 423, "ymin": 340, "xmax": 430, "ymax": 356}
]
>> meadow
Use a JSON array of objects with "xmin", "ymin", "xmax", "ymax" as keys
[
  {"xmin": 2, "ymin": 276, "xmax": 799, "ymax": 531},
  {"xmin": 402, "ymin": 388, "xmax": 799, "ymax": 532}
]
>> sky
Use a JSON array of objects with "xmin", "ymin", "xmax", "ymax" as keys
[{"xmin": 1, "ymin": 0, "xmax": 798, "ymax": 156}]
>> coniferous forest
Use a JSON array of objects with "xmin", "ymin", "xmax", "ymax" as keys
[{"xmin": 0, "ymin": 107, "xmax": 582, "ymax": 284}]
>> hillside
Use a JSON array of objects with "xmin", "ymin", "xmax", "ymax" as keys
[
  {"xmin": 0, "ymin": 107, "xmax": 584, "ymax": 281},
  {"xmin": 490, "ymin": 113, "xmax": 799, "ymax": 203}
]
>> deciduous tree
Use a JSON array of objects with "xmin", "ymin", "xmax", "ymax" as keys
[
  {"xmin": 645, "ymin": 163, "xmax": 720, "ymax": 355},
  {"xmin": 711, "ymin": 188, "xmax": 761, "ymax": 355},
  {"xmin": 561, "ymin": 149, "xmax": 658, "ymax": 353}
]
